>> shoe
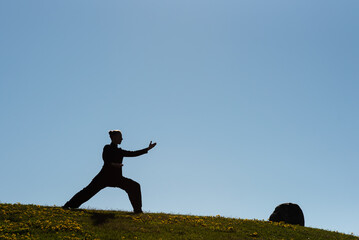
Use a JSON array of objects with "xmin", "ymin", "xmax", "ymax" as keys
[
  {"xmin": 134, "ymin": 209, "xmax": 143, "ymax": 214},
  {"xmin": 62, "ymin": 203, "xmax": 77, "ymax": 210}
]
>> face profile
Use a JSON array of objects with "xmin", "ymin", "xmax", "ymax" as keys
[{"xmin": 109, "ymin": 130, "xmax": 123, "ymax": 145}]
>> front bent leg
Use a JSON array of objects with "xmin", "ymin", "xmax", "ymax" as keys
[{"xmin": 117, "ymin": 177, "xmax": 142, "ymax": 213}]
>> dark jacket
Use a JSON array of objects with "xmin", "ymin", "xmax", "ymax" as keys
[{"xmin": 101, "ymin": 143, "xmax": 148, "ymax": 177}]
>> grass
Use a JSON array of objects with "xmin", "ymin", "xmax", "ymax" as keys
[{"xmin": 0, "ymin": 203, "xmax": 358, "ymax": 240}]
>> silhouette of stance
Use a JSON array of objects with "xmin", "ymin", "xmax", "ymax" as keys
[{"xmin": 63, "ymin": 130, "xmax": 156, "ymax": 213}]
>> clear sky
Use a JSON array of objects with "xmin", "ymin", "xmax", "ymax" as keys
[{"xmin": 1, "ymin": 0, "xmax": 358, "ymax": 236}]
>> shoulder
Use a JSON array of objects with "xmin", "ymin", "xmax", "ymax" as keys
[
  {"xmin": 118, "ymin": 147, "xmax": 126, "ymax": 153},
  {"xmin": 103, "ymin": 144, "xmax": 114, "ymax": 151}
]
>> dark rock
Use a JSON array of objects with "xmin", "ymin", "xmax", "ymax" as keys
[{"xmin": 269, "ymin": 203, "xmax": 305, "ymax": 226}]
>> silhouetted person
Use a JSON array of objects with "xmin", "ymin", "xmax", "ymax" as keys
[
  {"xmin": 269, "ymin": 203, "xmax": 305, "ymax": 226},
  {"xmin": 63, "ymin": 130, "xmax": 156, "ymax": 213}
]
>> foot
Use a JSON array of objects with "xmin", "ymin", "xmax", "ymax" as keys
[
  {"xmin": 62, "ymin": 203, "xmax": 77, "ymax": 210},
  {"xmin": 134, "ymin": 209, "xmax": 143, "ymax": 214}
]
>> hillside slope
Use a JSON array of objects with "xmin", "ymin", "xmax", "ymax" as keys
[{"xmin": 0, "ymin": 203, "xmax": 358, "ymax": 240}]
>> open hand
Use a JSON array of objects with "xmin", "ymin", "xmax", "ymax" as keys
[{"xmin": 148, "ymin": 141, "xmax": 157, "ymax": 151}]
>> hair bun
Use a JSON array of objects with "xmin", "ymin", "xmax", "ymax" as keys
[{"xmin": 109, "ymin": 130, "xmax": 122, "ymax": 137}]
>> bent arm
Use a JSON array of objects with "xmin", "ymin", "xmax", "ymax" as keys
[{"xmin": 111, "ymin": 162, "xmax": 123, "ymax": 168}]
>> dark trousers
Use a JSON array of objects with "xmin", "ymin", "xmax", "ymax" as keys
[{"xmin": 64, "ymin": 172, "xmax": 142, "ymax": 212}]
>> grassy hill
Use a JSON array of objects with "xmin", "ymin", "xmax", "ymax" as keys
[{"xmin": 0, "ymin": 203, "xmax": 357, "ymax": 240}]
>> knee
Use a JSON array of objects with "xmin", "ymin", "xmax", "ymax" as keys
[
  {"xmin": 133, "ymin": 181, "xmax": 141, "ymax": 191},
  {"xmin": 127, "ymin": 181, "xmax": 141, "ymax": 193}
]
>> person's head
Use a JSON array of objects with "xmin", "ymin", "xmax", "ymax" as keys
[{"xmin": 109, "ymin": 130, "xmax": 123, "ymax": 144}]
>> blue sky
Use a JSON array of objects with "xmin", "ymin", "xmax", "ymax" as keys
[{"xmin": 1, "ymin": 0, "xmax": 358, "ymax": 236}]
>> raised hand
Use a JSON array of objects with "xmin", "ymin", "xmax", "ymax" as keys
[{"xmin": 148, "ymin": 141, "xmax": 157, "ymax": 151}]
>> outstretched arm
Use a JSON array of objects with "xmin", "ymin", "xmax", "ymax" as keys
[{"xmin": 121, "ymin": 141, "xmax": 157, "ymax": 157}]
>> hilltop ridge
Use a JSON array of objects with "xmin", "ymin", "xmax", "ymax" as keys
[{"xmin": 0, "ymin": 203, "xmax": 358, "ymax": 240}]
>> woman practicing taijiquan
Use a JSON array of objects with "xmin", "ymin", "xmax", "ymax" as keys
[{"xmin": 63, "ymin": 130, "xmax": 157, "ymax": 213}]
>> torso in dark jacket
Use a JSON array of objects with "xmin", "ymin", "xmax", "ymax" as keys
[{"xmin": 101, "ymin": 143, "xmax": 148, "ymax": 176}]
